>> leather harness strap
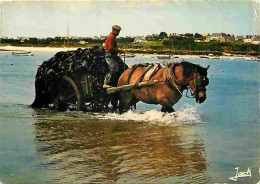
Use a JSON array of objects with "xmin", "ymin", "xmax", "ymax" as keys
[
  {"xmin": 163, "ymin": 64, "xmax": 184, "ymax": 95},
  {"xmin": 126, "ymin": 63, "xmax": 194, "ymax": 95},
  {"xmin": 133, "ymin": 64, "xmax": 155, "ymax": 88}
]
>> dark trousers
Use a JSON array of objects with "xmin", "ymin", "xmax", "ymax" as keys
[
  {"xmin": 104, "ymin": 54, "xmax": 128, "ymax": 86},
  {"xmin": 104, "ymin": 53, "xmax": 128, "ymax": 110}
]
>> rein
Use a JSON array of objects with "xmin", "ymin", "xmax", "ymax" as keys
[{"xmin": 165, "ymin": 64, "xmax": 196, "ymax": 98}]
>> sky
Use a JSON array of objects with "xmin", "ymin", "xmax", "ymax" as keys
[{"xmin": 1, "ymin": 0, "xmax": 260, "ymax": 38}]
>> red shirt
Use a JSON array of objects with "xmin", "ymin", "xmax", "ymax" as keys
[{"xmin": 105, "ymin": 32, "xmax": 118, "ymax": 54}]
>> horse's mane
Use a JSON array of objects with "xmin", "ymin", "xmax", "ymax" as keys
[{"xmin": 174, "ymin": 61, "xmax": 207, "ymax": 78}]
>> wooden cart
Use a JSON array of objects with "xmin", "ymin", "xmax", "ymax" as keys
[{"xmin": 54, "ymin": 73, "xmax": 158, "ymax": 111}]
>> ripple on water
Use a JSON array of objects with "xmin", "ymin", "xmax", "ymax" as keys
[
  {"xmin": 32, "ymin": 104, "xmax": 208, "ymax": 183},
  {"xmin": 92, "ymin": 103, "xmax": 203, "ymax": 126}
]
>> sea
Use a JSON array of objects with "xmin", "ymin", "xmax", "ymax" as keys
[{"xmin": 0, "ymin": 52, "xmax": 259, "ymax": 184}]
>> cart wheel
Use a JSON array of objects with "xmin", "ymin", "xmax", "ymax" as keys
[{"xmin": 55, "ymin": 75, "xmax": 82, "ymax": 111}]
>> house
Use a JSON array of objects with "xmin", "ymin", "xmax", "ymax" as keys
[
  {"xmin": 243, "ymin": 35, "xmax": 254, "ymax": 43},
  {"xmin": 205, "ymin": 35, "xmax": 212, "ymax": 42},
  {"xmin": 145, "ymin": 34, "xmax": 160, "ymax": 40},
  {"xmin": 225, "ymin": 34, "xmax": 235, "ymax": 42},
  {"xmin": 211, "ymin": 33, "xmax": 227, "ymax": 42},
  {"xmin": 235, "ymin": 35, "xmax": 244, "ymax": 41},
  {"xmin": 79, "ymin": 40, "xmax": 86, "ymax": 44},
  {"xmin": 219, "ymin": 37, "xmax": 226, "ymax": 42},
  {"xmin": 100, "ymin": 36, "xmax": 107, "ymax": 40},
  {"xmin": 201, "ymin": 34, "xmax": 211, "ymax": 42},
  {"xmin": 169, "ymin": 33, "xmax": 181, "ymax": 37},
  {"xmin": 145, "ymin": 35, "xmax": 154, "ymax": 41},
  {"xmin": 92, "ymin": 36, "xmax": 100, "ymax": 40},
  {"xmin": 251, "ymin": 35, "xmax": 260, "ymax": 44},
  {"xmin": 19, "ymin": 37, "xmax": 30, "ymax": 43},
  {"xmin": 134, "ymin": 36, "xmax": 146, "ymax": 43}
]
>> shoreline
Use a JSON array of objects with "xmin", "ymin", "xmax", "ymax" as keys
[
  {"xmin": 0, "ymin": 45, "xmax": 71, "ymax": 53},
  {"xmin": 0, "ymin": 46, "xmax": 259, "ymax": 60}
]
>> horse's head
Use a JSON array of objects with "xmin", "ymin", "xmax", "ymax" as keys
[{"xmin": 188, "ymin": 64, "xmax": 210, "ymax": 104}]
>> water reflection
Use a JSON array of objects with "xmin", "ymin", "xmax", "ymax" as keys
[{"xmin": 33, "ymin": 110, "xmax": 208, "ymax": 183}]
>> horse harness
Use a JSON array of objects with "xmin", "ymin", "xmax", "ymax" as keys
[
  {"xmin": 163, "ymin": 64, "xmax": 187, "ymax": 95},
  {"xmin": 165, "ymin": 63, "xmax": 209, "ymax": 97},
  {"xmin": 127, "ymin": 63, "xmax": 161, "ymax": 87},
  {"xmin": 127, "ymin": 62, "xmax": 208, "ymax": 97}
]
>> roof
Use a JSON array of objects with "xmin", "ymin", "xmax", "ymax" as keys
[{"xmin": 251, "ymin": 35, "xmax": 260, "ymax": 41}]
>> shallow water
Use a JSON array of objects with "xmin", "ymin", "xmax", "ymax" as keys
[{"xmin": 0, "ymin": 52, "xmax": 259, "ymax": 183}]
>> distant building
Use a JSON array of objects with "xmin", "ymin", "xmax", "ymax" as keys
[
  {"xmin": 205, "ymin": 35, "xmax": 212, "ymax": 42},
  {"xmin": 235, "ymin": 35, "xmax": 244, "ymax": 41},
  {"xmin": 202, "ymin": 33, "xmax": 210, "ymax": 37},
  {"xmin": 183, "ymin": 33, "xmax": 193, "ymax": 38},
  {"xmin": 19, "ymin": 37, "xmax": 30, "ymax": 43},
  {"xmin": 92, "ymin": 36, "xmax": 100, "ymax": 40},
  {"xmin": 169, "ymin": 33, "xmax": 181, "ymax": 37},
  {"xmin": 225, "ymin": 34, "xmax": 235, "ymax": 42},
  {"xmin": 202, "ymin": 34, "xmax": 211, "ymax": 42},
  {"xmin": 244, "ymin": 35, "xmax": 254, "ymax": 43},
  {"xmin": 79, "ymin": 40, "xmax": 86, "ymax": 44},
  {"xmin": 251, "ymin": 35, "xmax": 260, "ymax": 44},
  {"xmin": 145, "ymin": 35, "xmax": 155, "ymax": 41},
  {"xmin": 100, "ymin": 36, "xmax": 107, "ymax": 40},
  {"xmin": 71, "ymin": 36, "xmax": 85, "ymax": 40},
  {"xmin": 134, "ymin": 36, "xmax": 146, "ymax": 43},
  {"xmin": 211, "ymin": 33, "xmax": 227, "ymax": 42}
]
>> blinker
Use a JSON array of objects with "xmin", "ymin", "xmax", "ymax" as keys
[
  {"xmin": 194, "ymin": 76, "xmax": 209, "ymax": 92},
  {"xmin": 204, "ymin": 77, "xmax": 209, "ymax": 86}
]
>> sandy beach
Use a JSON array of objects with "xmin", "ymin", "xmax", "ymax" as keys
[
  {"xmin": 0, "ymin": 45, "xmax": 258, "ymax": 61},
  {"xmin": 0, "ymin": 46, "xmax": 77, "ymax": 53}
]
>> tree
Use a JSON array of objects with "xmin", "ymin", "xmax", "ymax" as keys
[
  {"xmin": 194, "ymin": 33, "xmax": 203, "ymax": 39},
  {"xmin": 184, "ymin": 33, "xmax": 193, "ymax": 38},
  {"xmin": 159, "ymin": 32, "xmax": 168, "ymax": 39}
]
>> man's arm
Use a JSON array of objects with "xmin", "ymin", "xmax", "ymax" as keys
[{"xmin": 109, "ymin": 36, "xmax": 125, "ymax": 54}]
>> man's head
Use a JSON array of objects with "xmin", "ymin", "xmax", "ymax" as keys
[{"xmin": 112, "ymin": 25, "xmax": 121, "ymax": 36}]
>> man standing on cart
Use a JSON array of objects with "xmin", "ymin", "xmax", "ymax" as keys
[{"xmin": 103, "ymin": 25, "xmax": 128, "ymax": 88}]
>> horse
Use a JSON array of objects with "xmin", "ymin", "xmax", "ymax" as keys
[{"xmin": 117, "ymin": 61, "xmax": 210, "ymax": 113}]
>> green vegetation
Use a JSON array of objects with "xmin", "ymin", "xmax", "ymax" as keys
[{"xmin": 1, "ymin": 35, "xmax": 259, "ymax": 56}]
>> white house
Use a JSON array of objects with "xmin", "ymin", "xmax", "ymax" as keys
[
  {"xmin": 251, "ymin": 35, "xmax": 260, "ymax": 44},
  {"xmin": 211, "ymin": 33, "xmax": 227, "ymax": 42},
  {"xmin": 243, "ymin": 35, "xmax": 254, "ymax": 43},
  {"xmin": 92, "ymin": 36, "xmax": 100, "ymax": 40},
  {"xmin": 19, "ymin": 37, "xmax": 30, "ymax": 42},
  {"xmin": 134, "ymin": 36, "xmax": 146, "ymax": 43}
]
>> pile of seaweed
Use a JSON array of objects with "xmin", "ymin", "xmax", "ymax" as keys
[{"xmin": 31, "ymin": 47, "xmax": 109, "ymax": 109}]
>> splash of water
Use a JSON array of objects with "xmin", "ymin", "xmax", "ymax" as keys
[{"xmin": 94, "ymin": 104, "xmax": 203, "ymax": 126}]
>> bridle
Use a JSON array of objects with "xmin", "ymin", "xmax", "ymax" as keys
[
  {"xmin": 186, "ymin": 73, "xmax": 209, "ymax": 98},
  {"xmin": 165, "ymin": 64, "xmax": 209, "ymax": 98}
]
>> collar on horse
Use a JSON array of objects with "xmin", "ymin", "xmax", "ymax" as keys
[{"xmin": 163, "ymin": 63, "xmax": 189, "ymax": 96}]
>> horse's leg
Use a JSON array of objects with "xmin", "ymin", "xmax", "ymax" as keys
[
  {"xmin": 161, "ymin": 106, "xmax": 175, "ymax": 113},
  {"xmin": 160, "ymin": 100, "xmax": 175, "ymax": 113},
  {"xmin": 119, "ymin": 92, "xmax": 136, "ymax": 114},
  {"xmin": 110, "ymin": 93, "xmax": 119, "ymax": 111}
]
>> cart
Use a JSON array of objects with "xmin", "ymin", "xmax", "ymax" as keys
[{"xmin": 31, "ymin": 47, "xmax": 156, "ymax": 111}]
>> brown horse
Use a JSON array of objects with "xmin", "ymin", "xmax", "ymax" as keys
[{"xmin": 117, "ymin": 61, "xmax": 210, "ymax": 113}]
